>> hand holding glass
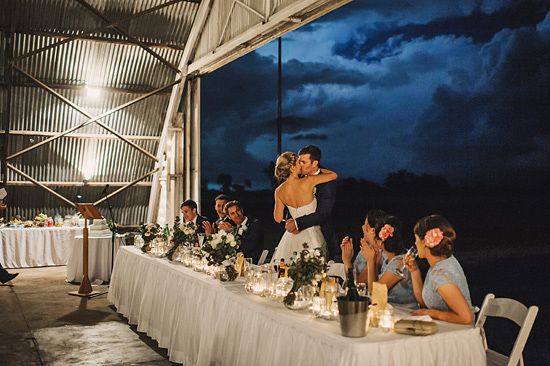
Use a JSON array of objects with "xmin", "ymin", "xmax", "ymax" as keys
[{"xmin": 396, "ymin": 246, "xmax": 418, "ymax": 277}]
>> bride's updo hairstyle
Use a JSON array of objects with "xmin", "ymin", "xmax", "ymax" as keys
[
  {"xmin": 274, "ymin": 152, "xmax": 298, "ymax": 181},
  {"xmin": 414, "ymin": 215, "xmax": 456, "ymax": 257}
]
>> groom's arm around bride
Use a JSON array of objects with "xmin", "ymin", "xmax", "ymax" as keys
[{"xmin": 285, "ymin": 145, "xmax": 340, "ymax": 261}]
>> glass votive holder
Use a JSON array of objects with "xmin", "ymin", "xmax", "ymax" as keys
[
  {"xmin": 379, "ymin": 309, "xmax": 394, "ymax": 332},
  {"xmin": 310, "ymin": 296, "xmax": 324, "ymax": 316}
]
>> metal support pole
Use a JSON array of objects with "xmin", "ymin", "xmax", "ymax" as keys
[
  {"xmin": 191, "ymin": 78, "xmax": 201, "ymax": 209},
  {"xmin": 1, "ymin": 0, "xmax": 14, "ymax": 186},
  {"xmin": 277, "ymin": 37, "xmax": 282, "ymax": 155},
  {"xmin": 184, "ymin": 80, "xmax": 192, "ymax": 200}
]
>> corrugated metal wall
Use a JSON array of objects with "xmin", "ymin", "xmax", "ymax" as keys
[{"xmin": 0, "ymin": 0, "xmax": 198, "ymax": 224}]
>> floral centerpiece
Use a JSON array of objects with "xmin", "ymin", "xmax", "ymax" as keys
[
  {"xmin": 34, "ymin": 213, "xmax": 48, "ymax": 227},
  {"xmin": 202, "ymin": 229, "xmax": 241, "ymax": 281},
  {"xmin": 166, "ymin": 216, "xmax": 198, "ymax": 260},
  {"xmin": 139, "ymin": 223, "xmax": 160, "ymax": 252},
  {"xmin": 10, "ymin": 215, "xmax": 23, "ymax": 226},
  {"xmin": 283, "ymin": 243, "xmax": 326, "ymax": 307}
]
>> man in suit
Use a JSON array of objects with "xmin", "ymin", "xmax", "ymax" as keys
[
  {"xmin": 180, "ymin": 200, "xmax": 209, "ymax": 234},
  {"xmin": 213, "ymin": 194, "xmax": 231, "ymax": 231},
  {"xmin": 284, "ymin": 145, "xmax": 340, "ymax": 261},
  {"xmin": 221, "ymin": 201, "xmax": 264, "ymax": 264}
]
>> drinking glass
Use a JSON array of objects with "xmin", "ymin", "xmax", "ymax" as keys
[
  {"xmin": 197, "ymin": 233, "xmax": 205, "ymax": 247},
  {"xmin": 396, "ymin": 246, "xmax": 418, "ymax": 277}
]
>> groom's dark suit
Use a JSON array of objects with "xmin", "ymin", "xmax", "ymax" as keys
[
  {"xmin": 238, "ymin": 217, "xmax": 264, "ymax": 264},
  {"xmin": 294, "ymin": 174, "xmax": 339, "ymax": 261}
]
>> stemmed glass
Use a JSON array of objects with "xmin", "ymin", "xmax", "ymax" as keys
[
  {"xmin": 396, "ymin": 246, "xmax": 418, "ymax": 277},
  {"xmin": 197, "ymin": 233, "xmax": 205, "ymax": 247}
]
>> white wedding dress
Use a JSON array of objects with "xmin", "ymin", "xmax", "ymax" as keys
[{"xmin": 272, "ymin": 198, "xmax": 326, "ymax": 263}]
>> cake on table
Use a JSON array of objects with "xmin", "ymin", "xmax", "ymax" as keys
[{"xmin": 89, "ymin": 218, "xmax": 111, "ymax": 235}]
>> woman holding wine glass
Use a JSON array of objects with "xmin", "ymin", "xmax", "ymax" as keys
[
  {"xmin": 360, "ymin": 216, "xmax": 416, "ymax": 305},
  {"xmin": 404, "ymin": 215, "xmax": 474, "ymax": 325}
]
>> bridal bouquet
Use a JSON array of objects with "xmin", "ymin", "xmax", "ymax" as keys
[
  {"xmin": 284, "ymin": 243, "xmax": 326, "ymax": 306},
  {"xmin": 166, "ymin": 217, "xmax": 198, "ymax": 260},
  {"xmin": 139, "ymin": 223, "xmax": 160, "ymax": 252},
  {"xmin": 202, "ymin": 229, "xmax": 242, "ymax": 281}
]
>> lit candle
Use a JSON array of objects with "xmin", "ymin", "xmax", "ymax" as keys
[{"xmin": 380, "ymin": 309, "xmax": 393, "ymax": 332}]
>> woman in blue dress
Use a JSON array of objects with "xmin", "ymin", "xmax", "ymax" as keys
[
  {"xmin": 361, "ymin": 216, "xmax": 416, "ymax": 305},
  {"xmin": 404, "ymin": 215, "xmax": 474, "ymax": 324}
]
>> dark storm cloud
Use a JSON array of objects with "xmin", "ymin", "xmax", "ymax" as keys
[
  {"xmin": 410, "ymin": 23, "xmax": 550, "ymax": 180},
  {"xmin": 333, "ymin": 1, "xmax": 550, "ymax": 61},
  {"xmin": 290, "ymin": 133, "xmax": 328, "ymax": 140}
]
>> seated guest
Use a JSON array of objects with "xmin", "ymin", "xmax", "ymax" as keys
[
  {"xmin": 221, "ymin": 201, "xmax": 264, "ymax": 264},
  {"xmin": 180, "ymin": 200, "xmax": 209, "ymax": 234},
  {"xmin": 0, "ymin": 263, "xmax": 18, "ymax": 285},
  {"xmin": 210, "ymin": 194, "xmax": 231, "ymax": 232},
  {"xmin": 361, "ymin": 216, "xmax": 416, "ymax": 304},
  {"xmin": 341, "ymin": 209, "xmax": 386, "ymax": 282},
  {"xmin": 404, "ymin": 215, "xmax": 473, "ymax": 324}
]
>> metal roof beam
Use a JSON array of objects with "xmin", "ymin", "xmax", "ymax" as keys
[
  {"xmin": 9, "ymin": 64, "xmax": 179, "ymax": 161},
  {"xmin": 74, "ymin": 0, "xmax": 181, "ymax": 74},
  {"xmin": 10, "ymin": 0, "xmax": 190, "ymax": 62},
  {"xmin": 7, "ymin": 181, "xmax": 153, "ymax": 187},
  {"xmin": 2, "ymin": 130, "xmax": 161, "ymax": 141},
  {"xmin": 0, "ymin": 81, "xmax": 172, "ymax": 95}
]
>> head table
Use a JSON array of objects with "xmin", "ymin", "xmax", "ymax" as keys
[
  {"xmin": 0, "ymin": 226, "xmax": 81, "ymax": 268},
  {"xmin": 108, "ymin": 246, "xmax": 486, "ymax": 366}
]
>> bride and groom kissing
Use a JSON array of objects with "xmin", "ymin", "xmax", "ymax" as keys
[{"xmin": 272, "ymin": 145, "xmax": 340, "ymax": 264}]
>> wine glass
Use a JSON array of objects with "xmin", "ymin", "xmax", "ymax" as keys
[
  {"xmin": 396, "ymin": 246, "xmax": 418, "ymax": 277},
  {"xmin": 197, "ymin": 233, "xmax": 205, "ymax": 247}
]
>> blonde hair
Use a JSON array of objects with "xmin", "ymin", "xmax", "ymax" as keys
[{"xmin": 274, "ymin": 152, "xmax": 298, "ymax": 181}]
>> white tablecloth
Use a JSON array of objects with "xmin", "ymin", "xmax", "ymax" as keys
[
  {"xmin": 108, "ymin": 247, "xmax": 486, "ymax": 366},
  {"xmin": 0, "ymin": 227, "xmax": 81, "ymax": 268},
  {"xmin": 66, "ymin": 234, "xmax": 125, "ymax": 283}
]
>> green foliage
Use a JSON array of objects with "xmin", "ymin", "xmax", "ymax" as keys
[{"xmin": 283, "ymin": 243, "xmax": 326, "ymax": 306}]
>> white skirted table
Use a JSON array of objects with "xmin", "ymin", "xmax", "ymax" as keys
[
  {"xmin": 108, "ymin": 246, "xmax": 487, "ymax": 366},
  {"xmin": 66, "ymin": 233, "xmax": 125, "ymax": 284},
  {"xmin": 0, "ymin": 227, "xmax": 81, "ymax": 268}
]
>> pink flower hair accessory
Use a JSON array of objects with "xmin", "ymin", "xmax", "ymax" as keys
[
  {"xmin": 379, "ymin": 224, "xmax": 394, "ymax": 241},
  {"xmin": 425, "ymin": 228, "xmax": 444, "ymax": 248}
]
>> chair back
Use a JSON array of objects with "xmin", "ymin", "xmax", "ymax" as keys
[
  {"xmin": 257, "ymin": 250, "xmax": 269, "ymax": 265},
  {"xmin": 476, "ymin": 293, "xmax": 538, "ymax": 366}
]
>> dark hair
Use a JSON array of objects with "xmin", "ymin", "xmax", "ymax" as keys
[
  {"xmin": 214, "ymin": 194, "xmax": 231, "ymax": 202},
  {"xmin": 180, "ymin": 200, "xmax": 197, "ymax": 210},
  {"xmin": 414, "ymin": 215, "xmax": 456, "ymax": 257},
  {"xmin": 375, "ymin": 215, "xmax": 404, "ymax": 254},
  {"xmin": 366, "ymin": 209, "xmax": 387, "ymax": 229},
  {"xmin": 224, "ymin": 200, "xmax": 243, "ymax": 214},
  {"xmin": 298, "ymin": 145, "xmax": 321, "ymax": 164}
]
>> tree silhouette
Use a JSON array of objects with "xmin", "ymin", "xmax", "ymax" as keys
[{"xmin": 216, "ymin": 173, "xmax": 233, "ymax": 193}]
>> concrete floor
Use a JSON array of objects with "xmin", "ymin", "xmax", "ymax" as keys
[{"xmin": 0, "ymin": 266, "xmax": 178, "ymax": 365}]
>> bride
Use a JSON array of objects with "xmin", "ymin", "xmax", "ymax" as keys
[{"xmin": 272, "ymin": 152, "xmax": 337, "ymax": 263}]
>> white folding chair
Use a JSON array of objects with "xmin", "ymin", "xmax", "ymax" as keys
[
  {"xmin": 326, "ymin": 262, "xmax": 346, "ymax": 286},
  {"xmin": 257, "ymin": 250, "xmax": 269, "ymax": 265},
  {"xmin": 475, "ymin": 293, "xmax": 539, "ymax": 366}
]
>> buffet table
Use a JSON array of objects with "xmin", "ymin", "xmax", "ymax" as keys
[
  {"xmin": 66, "ymin": 233, "xmax": 125, "ymax": 283},
  {"xmin": 108, "ymin": 246, "xmax": 486, "ymax": 366},
  {"xmin": 0, "ymin": 227, "xmax": 81, "ymax": 268}
]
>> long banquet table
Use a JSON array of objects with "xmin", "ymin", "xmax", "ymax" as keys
[
  {"xmin": 108, "ymin": 246, "xmax": 486, "ymax": 366},
  {"xmin": 0, "ymin": 226, "xmax": 81, "ymax": 268}
]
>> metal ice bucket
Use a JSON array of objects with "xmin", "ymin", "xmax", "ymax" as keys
[{"xmin": 337, "ymin": 296, "xmax": 370, "ymax": 337}]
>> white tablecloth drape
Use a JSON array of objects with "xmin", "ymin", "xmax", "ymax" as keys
[
  {"xmin": 66, "ymin": 234, "xmax": 125, "ymax": 283},
  {"xmin": 0, "ymin": 227, "xmax": 81, "ymax": 268},
  {"xmin": 108, "ymin": 247, "xmax": 486, "ymax": 366}
]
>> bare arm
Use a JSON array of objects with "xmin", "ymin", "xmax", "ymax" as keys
[
  {"xmin": 404, "ymin": 255, "xmax": 425, "ymax": 307},
  {"xmin": 273, "ymin": 189, "xmax": 285, "ymax": 223},
  {"xmin": 377, "ymin": 271, "xmax": 402, "ymax": 291},
  {"xmin": 413, "ymin": 284, "xmax": 474, "ymax": 324},
  {"xmin": 305, "ymin": 168, "xmax": 337, "ymax": 188}
]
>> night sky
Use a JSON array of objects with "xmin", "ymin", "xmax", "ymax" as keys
[{"xmin": 201, "ymin": 0, "xmax": 550, "ymax": 190}]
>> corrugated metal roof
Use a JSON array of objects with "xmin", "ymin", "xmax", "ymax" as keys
[{"xmin": 1, "ymin": 0, "xmax": 196, "ymax": 224}]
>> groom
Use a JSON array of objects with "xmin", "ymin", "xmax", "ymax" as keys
[{"xmin": 284, "ymin": 145, "xmax": 340, "ymax": 261}]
